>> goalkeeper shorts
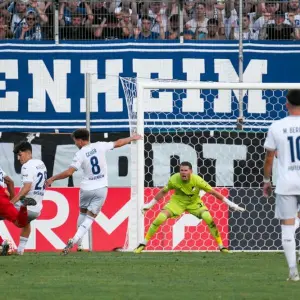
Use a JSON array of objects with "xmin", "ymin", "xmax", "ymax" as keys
[{"xmin": 163, "ymin": 199, "xmax": 208, "ymax": 218}]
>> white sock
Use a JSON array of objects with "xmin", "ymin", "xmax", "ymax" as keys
[
  {"xmin": 281, "ymin": 225, "xmax": 297, "ymax": 273},
  {"xmin": 17, "ymin": 237, "xmax": 28, "ymax": 253},
  {"xmin": 77, "ymin": 213, "xmax": 86, "ymax": 247},
  {"xmin": 73, "ymin": 215, "xmax": 94, "ymax": 245},
  {"xmin": 295, "ymin": 218, "xmax": 300, "ymax": 231}
]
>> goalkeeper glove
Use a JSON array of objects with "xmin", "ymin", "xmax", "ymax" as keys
[
  {"xmin": 223, "ymin": 197, "xmax": 245, "ymax": 212},
  {"xmin": 141, "ymin": 199, "xmax": 157, "ymax": 213}
]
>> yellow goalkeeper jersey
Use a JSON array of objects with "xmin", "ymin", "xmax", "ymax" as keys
[{"xmin": 162, "ymin": 173, "xmax": 212, "ymax": 205}]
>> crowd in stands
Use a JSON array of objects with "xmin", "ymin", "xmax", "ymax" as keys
[{"xmin": 0, "ymin": 0, "xmax": 299, "ymax": 40}]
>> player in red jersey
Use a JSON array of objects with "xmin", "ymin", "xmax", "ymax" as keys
[{"xmin": 0, "ymin": 166, "xmax": 36, "ymax": 255}]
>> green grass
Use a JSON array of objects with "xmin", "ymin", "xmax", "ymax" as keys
[{"xmin": 0, "ymin": 252, "xmax": 299, "ymax": 300}]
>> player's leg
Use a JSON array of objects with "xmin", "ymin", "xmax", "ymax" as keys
[
  {"xmin": 188, "ymin": 203, "xmax": 228, "ymax": 253},
  {"xmin": 77, "ymin": 208, "xmax": 87, "ymax": 251},
  {"xmin": 134, "ymin": 200, "xmax": 184, "ymax": 253},
  {"xmin": 16, "ymin": 210, "xmax": 39, "ymax": 255},
  {"xmin": 62, "ymin": 188, "xmax": 107, "ymax": 255},
  {"xmin": 276, "ymin": 194, "xmax": 299, "ymax": 281}
]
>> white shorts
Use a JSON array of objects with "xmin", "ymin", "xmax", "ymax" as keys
[
  {"xmin": 275, "ymin": 194, "xmax": 300, "ymax": 220},
  {"xmin": 80, "ymin": 187, "xmax": 107, "ymax": 215}
]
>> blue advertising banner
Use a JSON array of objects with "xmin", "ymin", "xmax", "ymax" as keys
[{"xmin": 0, "ymin": 41, "xmax": 299, "ymax": 132}]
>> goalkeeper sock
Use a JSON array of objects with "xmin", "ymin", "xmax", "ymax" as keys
[
  {"xmin": 144, "ymin": 212, "xmax": 168, "ymax": 244},
  {"xmin": 77, "ymin": 212, "xmax": 86, "ymax": 247},
  {"xmin": 17, "ymin": 236, "xmax": 28, "ymax": 254},
  {"xmin": 201, "ymin": 211, "xmax": 223, "ymax": 247},
  {"xmin": 73, "ymin": 215, "xmax": 94, "ymax": 245},
  {"xmin": 281, "ymin": 225, "xmax": 297, "ymax": 271}
]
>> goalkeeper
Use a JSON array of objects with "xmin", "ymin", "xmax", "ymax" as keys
[{"xmin": 134, "ymin": 161, "xmax": 245, "ymax": 253}]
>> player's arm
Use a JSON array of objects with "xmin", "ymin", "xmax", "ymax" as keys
[
  {"xmin": 197, "ymin": 176, "xmax": 245, "ymax": 212},
  {"xmin": 142, "ymin": 178, "xmax": 174, "ymax": 212},
  {"xmin": 45, "ymin": 167, "xmax": 77, "ymax": 188},
  {"xmin": 263, "ymin": 149, "xmax": 276, "ymax": 197},
  {"xmin": 207, "ymin": 189, "xmax": 245, "ymax": 212},
  {"xmin": 263, "ymin": 124, "xmax": 276, "ymax": 197},
  {"xmin": 4, "ymin": 175, "xmax": 15, "ymax": 200},
  {"xmin": 11, "ymin": 183, "xmax": 32, "ymax": 204},
  {"xmin": 142, "ymin": 188, "xmax": 168, "ymax": 212},
  {"xmin": 113, "ymin": 134, "xmax": 142, "ymax": 148}
]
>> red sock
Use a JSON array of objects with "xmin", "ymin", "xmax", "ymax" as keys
[
  {"xmin": 0, "ymin": 236, "xmax": 3, "ymax": 245},
  {"xmin": 16, "ymin": 206, "xmax": 28, "ymax": 227}
]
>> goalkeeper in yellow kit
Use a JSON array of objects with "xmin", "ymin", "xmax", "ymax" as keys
[{"xmin": 134, "ymin": 161, "xmax": 245, "ymax": 253}]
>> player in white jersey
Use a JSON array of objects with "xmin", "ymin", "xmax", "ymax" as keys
[
  {"xmin": 263, "ymin": 89, "xmax": 300, "ymax": 281},
  {"xmin": 46, "ymin": 128, "xmax": 142, "ymax": 255},
  {"xmin": 11, "ymin": 141, "xmax": 47, "ymax": 255}
]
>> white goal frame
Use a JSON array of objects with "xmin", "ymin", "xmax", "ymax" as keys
[{"xmin": 127, "ymin": 80, "xmax": 300, "ymax": 251}]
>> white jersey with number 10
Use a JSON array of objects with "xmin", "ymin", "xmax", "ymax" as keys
[
  {"xmin": 70, "ymin": 141, "xmax": 114, "ymax": 191},
  {"xmin": 264, "ymin": 116, "xmax": 300, "ymax": 195}
]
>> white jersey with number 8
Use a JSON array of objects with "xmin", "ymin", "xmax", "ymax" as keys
[
  {"xmin": 264, "ymin": 116, "xmax": 300, "ymax": 195},
  {"xmin": 21, "ymin": 159, "xmax": 47, "ymax": 213},
  {"xmin": 70, "ymin": 142, "xmax": 114, "ymax": 191}
]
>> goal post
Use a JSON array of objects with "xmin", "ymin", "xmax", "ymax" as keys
[{"xmin": 121, "ymin": 78, "xmax": 300, "ymax": 252}]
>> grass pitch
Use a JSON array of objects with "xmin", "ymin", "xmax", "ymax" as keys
[{"xmin": 0, "ymin": 252, "xmax": 299, "ymax": 300}]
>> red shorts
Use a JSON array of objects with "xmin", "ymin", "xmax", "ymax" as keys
[{"xmin": 0, "ymin": 188, "xmax": 18, "ymax": 223}]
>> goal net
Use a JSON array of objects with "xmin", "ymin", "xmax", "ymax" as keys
[{"xmin": 120, "ymin": 77, "xmax": 299, "ymax": 252}]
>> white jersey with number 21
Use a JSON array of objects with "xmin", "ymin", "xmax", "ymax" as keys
[
  {"xmin": 21, "ymin": 159, "xmax": 47, "ymax": 213},
  {"xmin": 264, "ymin": 116, "xmax": 300, "ymax": 195},
  {"xmin": 70, "ymin": 141, "xmax": 114, "ymax": 191}
]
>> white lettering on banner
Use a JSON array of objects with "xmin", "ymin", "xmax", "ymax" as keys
[
  {"xmin": 26, "ymin": 190, "xmax": 69, "ymax": 250},
  {"xmin": 0, "ymin": 60, "xmax": 18, "ymax": 111},
  {"xmin": 214, "ymin": 59, "xmax": 268, "ymax": 113},
  {"xmin": 133, "ymin": 59, "xmax": 173, "ymax": 112},
  {"xmin": 173, "ymin": 214, "xmax": 201, "ymax": 248},
  {"xmin": 152, "ymin": 143, "xmax": 197, "ymax": 186},
  {"xmin": 202, "ymin": 144, "xmax": 247, "ymax": 186},
  {"xmin": 28, "ymin": 60, "xmax": 71, "ymax": 112},
  {"xmin": 80, "ymin": 60, "xmax": 123, "ymax": 112},
  {"xmin": 0, "ymin": 222, "xmax": 17, "ymax": 248},
  {"xmin": 182, "ymin": 59, "xmax": 205, "ymax": 112},
  {"xmin": 95, "ymin": 200, "xmax": 130, "ymax": 234}
]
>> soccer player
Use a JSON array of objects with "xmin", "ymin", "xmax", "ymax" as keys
[
  {"xmin": 11, "ymin": 141, "xmax": 47, "ymax": 255},
  {"xmin": 263, "ymin": 89, "xmax": 300, "ymax": 281},
  {"xmin": 45, "ymin": 128, "xmax": 142, "ymax": 255},
  {"xmin": 0, "ymin": 165, "xmax": 36, "ymax": 255},
  {"xmin": 134, "ymin": 161, "xmax": 245, "ymax": 254}
]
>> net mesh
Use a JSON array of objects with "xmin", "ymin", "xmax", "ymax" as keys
[{"xmin": 121, "ymin": 77, "xmax": 297, "ymax": 251}]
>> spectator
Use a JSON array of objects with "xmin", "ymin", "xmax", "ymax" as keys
[
  {"xmin": 60, "ymin": 12, "xmax": 93, "ymax": 40},
  {"xmin": 165, "ymin": 14, "xmax": 180, "ymax": 39},
  {"xmin": 134, "ymin": 15, "xmax": 164, "ymax": 39},
  {"xmin": 259, "ymin": 10, "xmax": 294, "ymax": 39},
  {"xmin": 14, "ymin": 10, "xmax": 42, "ymax": 40},
  {"xmin": 147, "ymin": 1, "xmax": 168, "ymax": 33},
  {"xmin": 183, "ymin": 0, "xmax": 196, "ymax": 23},
  {"xmin": 224, "ymin": 0, "xmax": 256, "ymax": 39},
  {"xmin": 253, "ymin": 1, "xmax": 280, "ymax": 32},
  {"xmin": 203, "ymin": 18, "xmax": 219, "ymax": 39},
  {"xmin": 9, "ymin": 0, "xmax": 27, "ymax": 34},
  {"xmin": 0, "ymin": 13, "xmax": 12, "ymax": 39},
  {"xmin": 59, "ymin": 0, "xmax": 93, "ymax": 27},
  {"xmin": 186, "ymin": 2, "xmax": 209, "ymax": 35},
  {"xmin": 94, "ymin": 13, "xmax": 127, "ymax": 39},
  {"xmin": 118, "ymin": 8, "xmax": 134, "ymax": 38},
  {"xmin": 230, "ymin": 14, "xmax": 258, "ymax": 40},
  {"xmin": 90, "ymin": 1, "xmax": 109, "ymax": 25}
]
